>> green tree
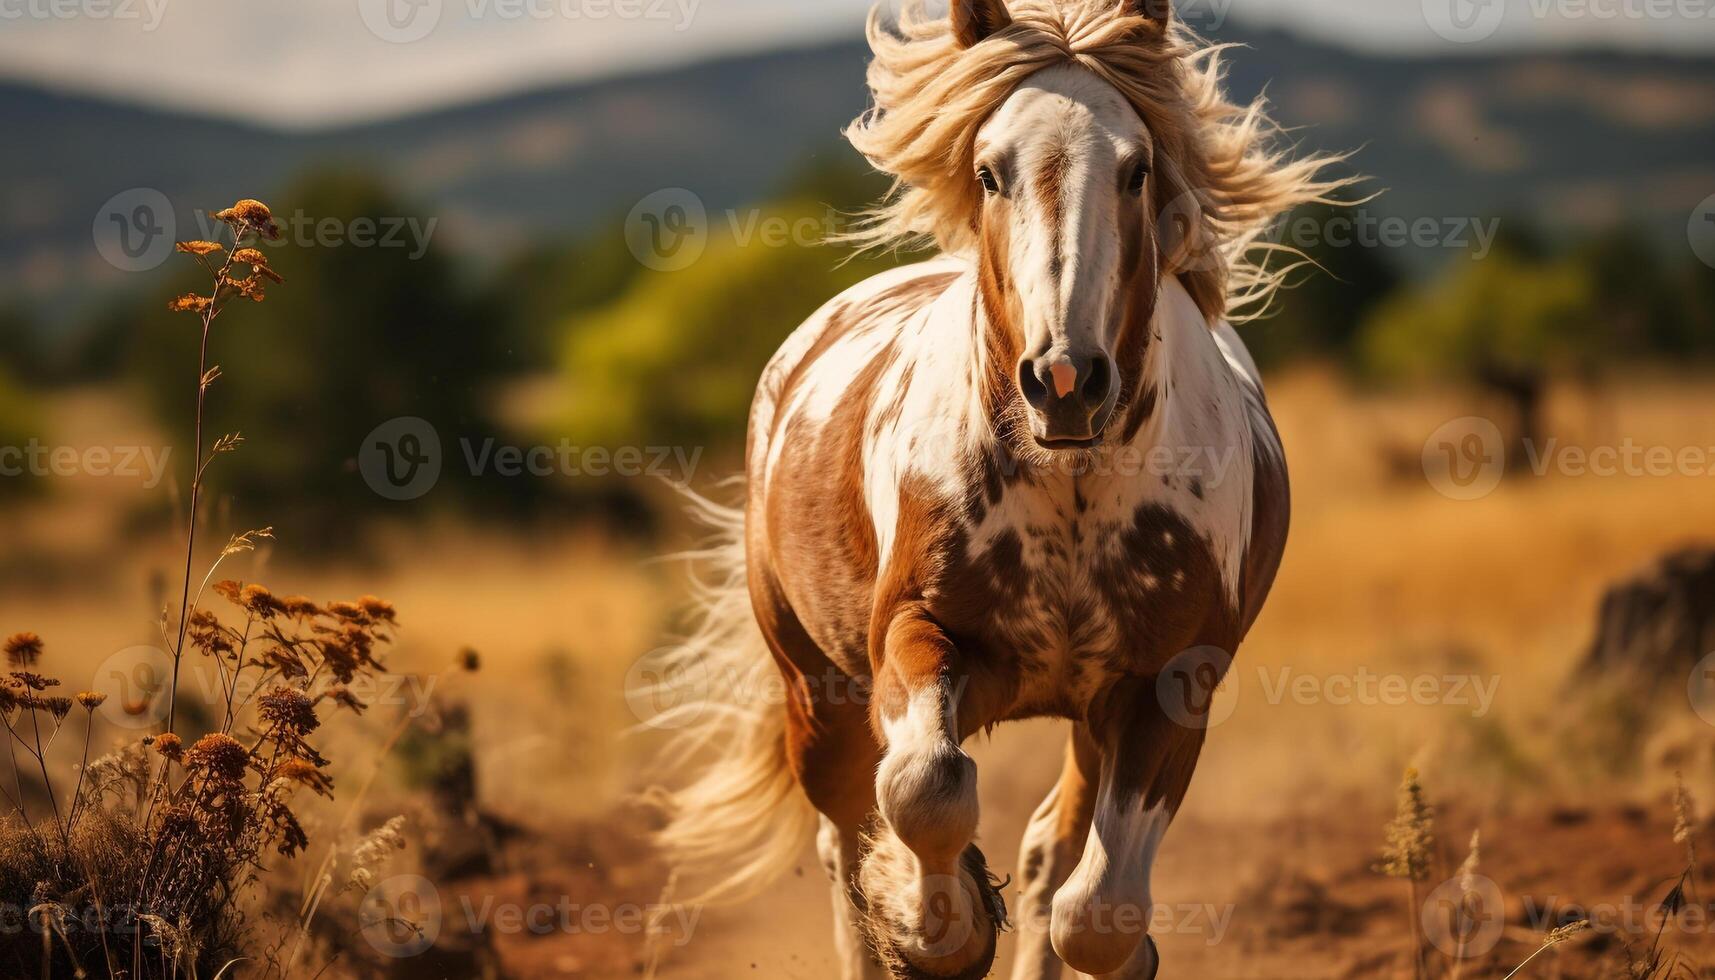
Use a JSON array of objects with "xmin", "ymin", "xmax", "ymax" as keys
[
  {"xmin": 130, "ymin": 170, "xmax": 500, "ymax": 538},
  {"xmin": 1245, "ymin": 202, "xmax": 1401, "ymax": 370},
  {"xmin": 556, "ymin": 201, "xmax": 901, "ymax": 453},
  {"xmin": 1360, "ymin": 246, "xmax": 1597, "ymax": 464},
  {"xmin": 0, "ymin": 371, "xmax": 40, "ymax": 499}
]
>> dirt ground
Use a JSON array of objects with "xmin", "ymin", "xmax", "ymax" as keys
[{"xmin": 5, "ymin": 370, "xmax": 1715, "ymax": 978}]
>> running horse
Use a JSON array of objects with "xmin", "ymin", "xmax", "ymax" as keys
[{"xmin": 653, "ymin": 1, "xmax": 1350, "ymax": 976}]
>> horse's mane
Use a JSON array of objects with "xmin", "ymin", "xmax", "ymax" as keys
[{"xmin": 843, "ymin": 0, "xmax": 1359, "ymax": 322}]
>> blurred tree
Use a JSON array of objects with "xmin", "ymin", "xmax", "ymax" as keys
[
  {"xmin": 1359, "ymin": 245, "xmax": 1598, "ymax": 465},
  {"xmin": 131, "ymin": 170, "xmax": 502, "ymax": 539},
  {"xmin": 1243, "ymin": 202, "xmax": 1402, "ymax": 370},
  {"xmin": 557, "ymin": 202, "xmax": 902, "ymax": 453},
  {"xmin": 0, "ymin": 307, "xmax": 44, "ymax": 381},
  {"xmin": 0, "ymin": 370, "xmax": 39, "ymax": 499},
  {"xmin": 485, "ymin": 221, "xmax": 643, "ymax": 371}
]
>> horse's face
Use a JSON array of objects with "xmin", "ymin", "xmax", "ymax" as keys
[{"xmin": 974, "ymin": 61, "xmax": 1158, "ymax": 450}]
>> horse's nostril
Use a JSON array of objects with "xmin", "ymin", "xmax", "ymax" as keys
[
  {"xmin": 1081, "ymin": 357, "xmax": 1111, "ymax": 406},
  {"xmin": 1017, "ymin": 360, "xmax": 1050, "ymax": 410}
]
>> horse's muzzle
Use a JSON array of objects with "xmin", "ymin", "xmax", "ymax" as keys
[{"xmin": 1018, "ymin": 350, "xmax": 1117, "ymax": 448}]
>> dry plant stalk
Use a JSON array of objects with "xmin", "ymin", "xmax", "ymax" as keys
[
  {"xmin": 1377, "ymin": 766, "xmax": 1435, "ymax": 980},
  {"xmin": 0, "ymin": 199, "xmax": 412, "ymax": 979}
]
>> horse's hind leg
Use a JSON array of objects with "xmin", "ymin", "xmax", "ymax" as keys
[
  {"xmin": 1012, "ymin": 727, "xmax": 1101, "ymax": 980},
  {"xmin": 819, "ymin": 815, "xmax": 889, "ymax": 980}
]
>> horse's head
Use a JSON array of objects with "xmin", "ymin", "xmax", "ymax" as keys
[{"xmin": 964, "ymin": 0, "xmax": 1171, "ymax": 450}]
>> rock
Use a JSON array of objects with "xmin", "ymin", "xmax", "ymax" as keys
[{"xmin": 1580, "ymin": 546, "xmax": 1715, "ymax": 697}]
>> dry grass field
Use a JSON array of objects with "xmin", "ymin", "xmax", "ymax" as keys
[{"xmin": 3, "ymin": 367, "xmax": 1713, "ymax": 978}]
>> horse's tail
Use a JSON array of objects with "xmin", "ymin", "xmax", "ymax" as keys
[{"xmin": 646, "ymin": 486, "xmax": 816, "ymax": 908}]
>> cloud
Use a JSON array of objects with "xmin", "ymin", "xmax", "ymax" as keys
[{"xmin": 0, "ymin": 0, "xmax": 1710, "ymax": 127}]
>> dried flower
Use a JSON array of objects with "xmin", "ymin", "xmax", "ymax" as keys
[
  {"xmin": 1673, "ymin": 772, "xmax": 1696, "ymax": 846},
  {"xmin": 168, "ymin": 293, "xmax": 212, "ymax": 314},
  {"xmin": 4, "ymin": 632, "xmax": 43, "ymax": 667},
  {"xmin": 75, "ymin": 691, "xmax": 107, "ymax": 710},
  {"xmin": 258, "ymin": 686, "xmax": 318, "ymax": 734},
  {"xmin": 43, "ymin": 697, "xmax": 73, "ymax": 720},
  {"xmin": 213, "ymin": 199, "xmax": 282, "ymax": 240},
  {"xmin": 175, "ymin": 240, "xmax": 224, "ymax": 256},
  {"xmin": 346, "ymin": 816, "xmax": 407, "ymax": 893},
  {"xmin": 152, "ymin": 732, "xmax": 183, "ymax": 759},
  {"xmin": 184, "ymin": 732, "xmax": 248, "ymax": 780},
  {"xmin": 1377, "ymin": 768, "xmax": 1435, "ymax": 882}
]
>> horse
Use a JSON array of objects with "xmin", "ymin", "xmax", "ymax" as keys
[{"xmin": 651, "ymin": 1, "xmax": 1352, "ymax": 976}]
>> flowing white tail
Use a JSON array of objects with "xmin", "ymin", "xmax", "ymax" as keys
[{"xmin": 648, "ymin": 489, "xmax": 816, "ymax": 907}]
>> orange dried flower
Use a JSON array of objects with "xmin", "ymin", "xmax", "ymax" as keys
[
  {"xmin": 214, "ymin": 199, "xmax": 282, "ymax": 240},
  {"xmin": 184, "ymin": 732, "xmax": 249, "ymax": 780},
  {"xmin": 168, "ymin": 293, "xmax": 212, "ymax": 314},
  {"xmin": 175, "ymin": 240, "xmax": 224, "ymax": 256},
  {"xmin": 4, "ymin": 632, "xmax": 42, "ymax": 667},
  {"xmin": 152, "ymin": 732, "xmax": 183, "ymax": 759},
  {"xmin": 75, "ymin": 691, "xmax": 107, "ymax": 710}
]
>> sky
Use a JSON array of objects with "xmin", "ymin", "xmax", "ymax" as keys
[{"xmin": 0, "ymin": 0, "xmax": 1712, "ymax": 127}]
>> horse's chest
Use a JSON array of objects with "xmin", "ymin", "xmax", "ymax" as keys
[{"xmin": 928, "ymin": 484, "xmax": 1232, "ymax": 714}]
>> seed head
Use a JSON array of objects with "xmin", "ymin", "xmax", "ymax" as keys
[{"xmin": 4, "ymin": 633, "xmax": 43, "ymax": 668}]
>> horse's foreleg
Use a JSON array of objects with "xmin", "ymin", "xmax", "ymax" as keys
[
  {"xmin": 1051, "ymin": 682, "xmax": 1205, "ymax": 978},
  {"xmin": 861, "ymin": 605, "xmax": 1004, "ymax": 980},
  {"xmin": 1011, "ymin": 727, "xmax": 1101, "ymax": 980}
]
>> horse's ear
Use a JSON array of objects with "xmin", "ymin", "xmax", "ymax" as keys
[
  {"xmin": 1118, "ymin": 0, "xmax": 1171, "ymax": 31},
  {"xmin": 951, "ymin": 0, "xmax": 1011, "ymax": 48}
]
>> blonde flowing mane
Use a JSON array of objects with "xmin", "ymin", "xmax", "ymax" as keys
[{"xmin": 844, "ymin": 0, "xmax": 1358, "ymax": 322}]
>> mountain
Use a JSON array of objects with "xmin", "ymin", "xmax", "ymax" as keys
[{"xmin": 3, "ymin": 23, "xmax": 1713, "ymax": 326}]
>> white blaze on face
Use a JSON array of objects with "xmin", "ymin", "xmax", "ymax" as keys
[{"xmin": 972, "ymin": 62, "xmax": 1153, "ymax": 368}]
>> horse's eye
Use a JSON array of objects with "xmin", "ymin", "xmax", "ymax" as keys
[
  {"xmin": 1126, "ymin": 161, "xmax": 1150, "ymax": 195},
  {"xmin": 976, "ymin": 166, "xmax": 1000, "ymax": 195}
]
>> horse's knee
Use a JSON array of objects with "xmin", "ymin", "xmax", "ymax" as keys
[{"xmin": 1049, "ymin": 882, "xmax": 1151, "ymax": 976}]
